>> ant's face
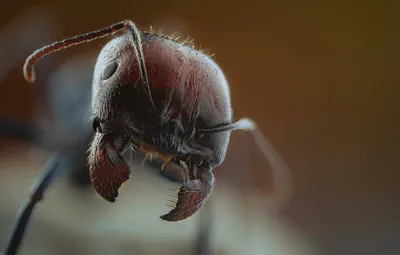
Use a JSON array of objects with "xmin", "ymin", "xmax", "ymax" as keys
[
  {"xmin": 91, "ymin": 35, "xmax": 135, "ymax": 122},
  {"xmin": 90, "ymin": 34, "xmax": 156, "ymax": 137}
]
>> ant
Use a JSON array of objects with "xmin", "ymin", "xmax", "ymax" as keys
[{"xmin": 4, "ymin": 20, "xmax": 292, "ymax": 254}]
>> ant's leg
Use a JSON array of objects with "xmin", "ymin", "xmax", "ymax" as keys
[{"xmin": 3, "ymin": 152, "xmax": 64, "ymax": 255}]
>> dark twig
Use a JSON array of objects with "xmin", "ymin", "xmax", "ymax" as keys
[{"xmin": 3, "ymin": 152, "xmax": 63, "ymax": 255}]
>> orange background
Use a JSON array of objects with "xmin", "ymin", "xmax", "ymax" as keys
[{"xmin": 0, "ymin": 1, "xmax": 399, "ymax": 254}]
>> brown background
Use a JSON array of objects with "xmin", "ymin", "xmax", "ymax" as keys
[{"xmin": 0, "ymin": 1, "xmax": 399, "ymax": 255}]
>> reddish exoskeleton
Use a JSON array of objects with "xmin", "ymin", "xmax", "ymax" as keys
[{"xmin": 23, "ymin": 20, "xmax": 292, "ymax": 222}]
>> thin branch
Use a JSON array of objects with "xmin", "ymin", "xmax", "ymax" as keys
[{"xmin": 4, "ymin": 152, "xmax": 62, "ymax": 255}]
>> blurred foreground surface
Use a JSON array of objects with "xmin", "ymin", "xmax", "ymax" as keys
[{"xmin": 0, "ymin": 140, "xmax": 313, "ymax": 255}]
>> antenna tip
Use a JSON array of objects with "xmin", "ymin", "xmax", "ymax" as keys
[{"xmin": 23, "ymin": 61, "xmax": 36, "ymax": 83}]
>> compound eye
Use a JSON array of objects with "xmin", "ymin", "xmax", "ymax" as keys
[{"xmin": 101, "ymin": 61, "xmax": 118, "ymax": 80}]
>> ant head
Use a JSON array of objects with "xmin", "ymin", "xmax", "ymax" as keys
[
  {"xmin": 91, "ymin": 31, "xmax": 162, "ymax": 136},
  {"xmin": 91, "ymin": 34, "xmax": 142, "ymax": 119}
]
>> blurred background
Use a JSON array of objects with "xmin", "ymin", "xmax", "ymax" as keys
[{"xmin": 0, "ymin": 1, "xmax": 398, "ymax": 255}]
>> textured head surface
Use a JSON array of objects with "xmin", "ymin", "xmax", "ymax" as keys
[{"xmin": 91, "ymin": 32, "xmax": 232, "ymax": 129}]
